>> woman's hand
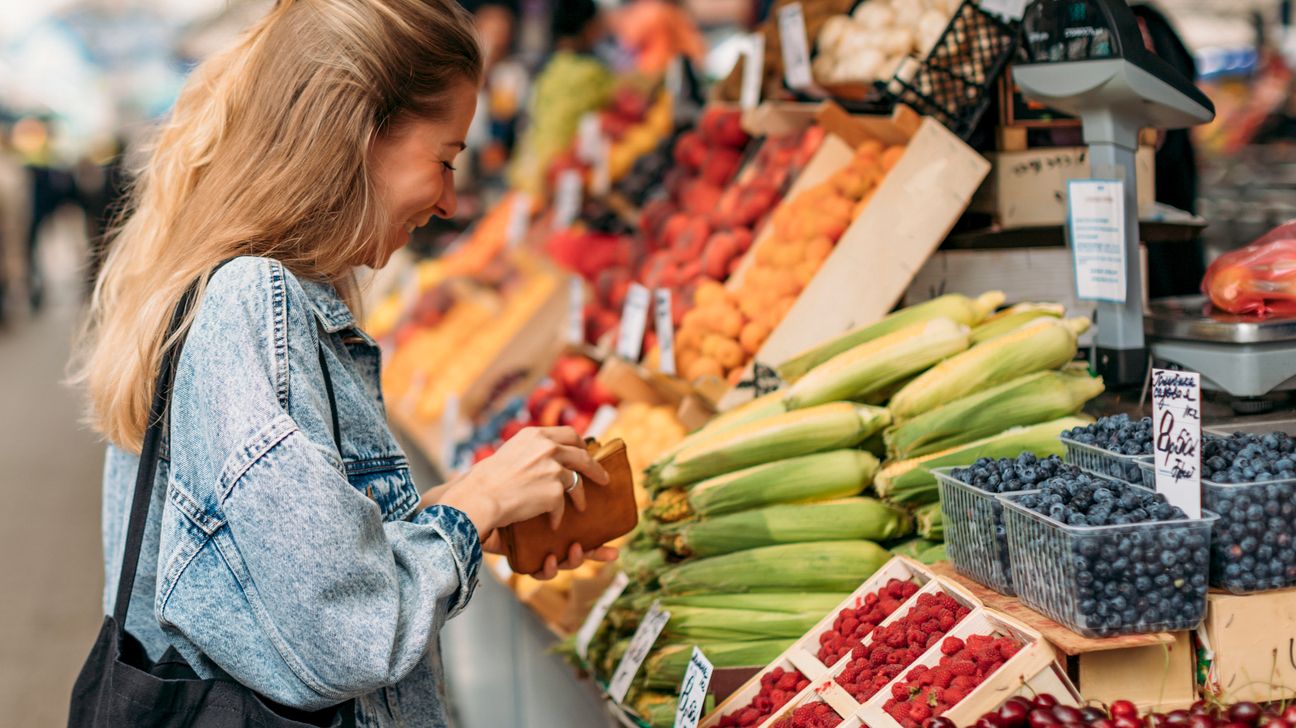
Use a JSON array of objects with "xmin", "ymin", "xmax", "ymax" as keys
[
  {"xmin": 439, "ymin": 426, "xmax": 610, "ymax": 539},
  {"xmin": 482, "ymin": 532, "xmax": 619, "ymax": 580}
]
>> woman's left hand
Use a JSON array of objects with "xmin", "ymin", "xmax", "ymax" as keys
[{"xmin": 481, "ymin": 532, "xmax": 618, "ymax": 581}]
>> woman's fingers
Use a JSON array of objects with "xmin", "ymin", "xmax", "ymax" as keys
[
  {"xmin": 547, "ymin": 489, "xmax": 566, "ymax": 531},
  {"xmin": 566, "ymin": 472, "xmax": 588, "ymax": 513},
  {"xmin": 537, "ymin": 426, "xmax": 584, "ymax": 447},
  {"xmin": 587, "ymin": 545, "xmax": 619, "ymax": 562},
  {"xmin": 533, "ymin": 553, "xmax": 559, "ymax": 581},
  {"xmin": 552, "ymin": 443, "xmax": 610, "ymax": 486}
]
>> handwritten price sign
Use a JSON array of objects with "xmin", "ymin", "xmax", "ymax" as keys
[
  {"xmin": 673, "ymin": 647, "xmax": 713, "ymax": 728},
  {"xmin": 608, "ymin": 601, "xmax": 670, "ymax": 704},
  {"xmin": 1151, "ymin": 369, "xmax": 1202, "ymax": 518}
]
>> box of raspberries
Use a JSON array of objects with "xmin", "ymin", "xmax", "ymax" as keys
[
  {"xmin": 1000, "ymin": 473, "xmax": 1217, "ymax": 637},
  {"xmin": 1060, "ymin": 414, "xmax": 1153, "ymax": 483},
  {"xmin": 702, "ymin": 557, "xmax": 942, "ymax": 728},
  {"xmin": 935, "ymin": 454, "xmax": 1081, "ymax": 597},
  {"xmin": 1137, "ymin": 430, "xmax": 1296, "ymax": 594},
  {"xmin": 859, "ymin": 610, "xmax": 1082, "ymax": 728}
]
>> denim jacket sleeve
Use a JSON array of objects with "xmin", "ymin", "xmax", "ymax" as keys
[{"xmin": 162, "ymin": 256, "xmax": 481, "ymax": 707}]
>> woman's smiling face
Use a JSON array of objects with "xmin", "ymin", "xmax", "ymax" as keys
[{"xmin": 368, "ymin": 80, "xmax": 478, "ymax": 267}]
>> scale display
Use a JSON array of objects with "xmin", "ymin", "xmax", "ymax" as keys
[{"xmin": 1023, "ymin": 0, "xmax": 1125, "ymax": 62}]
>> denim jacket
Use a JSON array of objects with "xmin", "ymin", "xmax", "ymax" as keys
[{"xmin": 101, "ymin": 256, "xmax": 482, "ymax": 727}]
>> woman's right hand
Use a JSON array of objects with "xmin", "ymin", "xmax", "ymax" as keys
[{"xmin": 439, "ymin": 426, "xmax": 610, "ymax": 538}]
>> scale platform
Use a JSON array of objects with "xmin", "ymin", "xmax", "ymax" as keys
[{"xmin": 1145, "ymin": 296, "xmax": 1296, "ymax": 405}]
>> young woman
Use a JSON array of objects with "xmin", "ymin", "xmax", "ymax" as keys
[{"xmin": 73, "ymin": 0, "xmax": 614, "ymax": 724}]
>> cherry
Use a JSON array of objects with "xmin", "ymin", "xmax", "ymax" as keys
[
  {"xmin": 979, "ymin": 717, "xmax": 1008, "ymax": 728},
  {"xmin": 924, "ymin": 719, "xmax": 957, "ymax": 728},
  {"xmin": 1092, "ymin": 720, "xmax": 1119, "ymax": 728},
  {"xmin": 1082, "ymin": 708, "xmax": 1111, "ymax": 724},
  {"xmin": 1052, "ymin": 706, "xmax": 1084, "ymax": 724},
  {"xmin": 1187, "ymin": 715, "xmax": 1216, "ymax": 728},
  {"xmin": 998, "ymin": 698, "xmax": 1032, "ymax": 728},
  {"xmin": 1111, "ymin": 701, "xmax": 1141, "ymax": 721},
  {"xmin": 1114, "ymin": 716, "xmax": 1145, "ymax": 728},
  {"xmin": 1035, "ymin": 695, "xmax": 1061, "ymax": 710},
  {"xmin": 1260, "ymin": 719, "xmax": 1291, "ymax": 728},
  {"xmin": 1166, "ymin": 711, "xmax": 1192, "ymax": 725},
  {"xmin": 1284, "ymin": 708, "xmax": 1296, "ymax": 726},
  {"xmin": 1029, "ymin": 708, "xmax": 1061, "ymax": 728},
  {"xmin": 1147, "ymin": 714, "xmax": 1171, "ymax": 728},
  {"xmin": 1230, "ymin": 703, "xmax": 1263, "ymax": 726}
]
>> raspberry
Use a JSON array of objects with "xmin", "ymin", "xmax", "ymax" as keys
[
  {"xmin": 909, "ymin": 702, "xmax": 933, "ymax": 724},
  {"xmin": 999, "ymin": 639, "xmax": 1021, "ymax": 659},
  {"xmin": 948, "ymin": 660, "xmax": 976, "ymax": 676},
  {"xmin": 976, "ymin": 646, "xmax": 1002, "ymax": 665},
  {"xmin": 943, "ymin": 687, "xmax": 969, "ymax": 705},
  {"xmin": 951, "ymin": 675, "xmax": 976, "ymax": 690},
  {"xmin": 735, "ymin": 708, "xmax": 760, "ymax": 726},
  {"xmin": 892, "ymin": 682, "xmax": 910, "ymax": 700},
  {"xmin": 941, "ymin": 637, "xmax": 964, "ymax": 655},
  {"xmin": 937, "ymin": 609, "xmax": 956, "ymax": 631},
  {"xmin": 929, "ymin": 666, "xmax": 954, "ymax": 688},
  {"xmin": 777, "ymin": 671, "xmax": 800, "ymax": 691}
]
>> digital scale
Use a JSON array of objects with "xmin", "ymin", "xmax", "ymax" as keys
[{"xmin": 1014, "ymin": 0, "xmax": 1215, "ymax": 387}]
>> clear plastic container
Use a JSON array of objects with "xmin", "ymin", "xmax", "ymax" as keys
[
  {"xmin": 1061, "ymin": 436, "xmax": 1148, "ymax": 484},
  {"xmin": 1000, "ymin": 486, "xmax": 1217, "ymax": 637},
  {"xmin": 933, "ymin": 467, "xmax": 1031, "ymax": 597},
  {"xmin": 1136, "ymin": 458, "xmax": 1296, "ymax": 594}
]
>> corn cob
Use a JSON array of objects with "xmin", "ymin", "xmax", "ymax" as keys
[
  {"xmin": 633, "ymin": 592, "xmax": 851, "ymax": 614},
  {"xmin": 620, "ymin": 546, "xmax": 670, "ymax": 584},
  {"xmin": 649, "ymin": 449, "xmax": 878, "ymax": 522},
  {"xmin": 883, "ymin": 366, "xmax": 1104, "ymax": 459},
  {"xmin": 777, "ymin": 291, "xmax": 1005, "ymax": 381},
  {"xmin": 874, "ymin": 416, "xmax": 1087, "ymax": 505},
  {"xmin": 661, "ymin": 498, "xmax": 912, "ymax": 558},
  {"xmin": 888, "ymin": 317, "xmax": 1091, "ymax": 421},
  {"xmin": 971, "ymin": 302, "xmax": 1065, "ymax": 344},
  {"xmin": 917, "ymin": 543, "xmax": 947, "ymax": 564},
  {"xmin": 660, "ymin": 606, "xmax": 828, "ymax": 641},
  {"xmin": 916, "ymin": 502, "xmax": 944, "ymax": 540},
  {"xmin": 644, "ymin": 640, "xmax": 793, "ymax": 690},
  {"xmin": 658, "ymin": 540, "xmax": 892, "ymax": 595},
  {"xmin": 783, "ymin": 318, "xmax": 971, "ymax": 410},
  {"xmin": 656, "ymin": 403, "xmax": 890, "ymax": 488},
  {"xmin": 638, "ymin": 694, "xmax": 678, "ymax": 728},
  {"xmin": 889, "ymin": 537, "xmax": 940, "ymax": 559},
  {"xmin": 648, "ymin": 391, "xmax": 787, "ymax": 476}
]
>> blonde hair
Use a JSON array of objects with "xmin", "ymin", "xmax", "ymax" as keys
[{"xmin": 74, "ymin": 0, "xmax": 482, "ymax": 452}]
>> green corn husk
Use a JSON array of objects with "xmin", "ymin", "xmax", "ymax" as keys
[
  {"xmin": 655, "ymin": 403, "xmax": 891, "ymax": 488},
  {"xmin": 777, "ymin": 292, "xmax": 1005, "ymax": 382},
  {"xmin": 661, "ymin": 498, "xmax": 912, "ymax": 559},
  {"xmin": 874, "ymin": 416, "xmax": 1089, "ymax": 505},
  {"xmin": 971, "ymin": 302, "xmax": 1066, "ymax": 344},
  {"xmin": 783, "ymin": 318, "xmax": 972, "ymax": 410},
  {"xmin": 917, "ymin": 543, "xmax": 948, "ymax": 564},
  {"xmin": 889, "ymin": 317, "xmax": 1091, "ymax": 421},
  {"xmin": 632, "ymin": 592, "xmax": 851, "ymax": 614},
  {"xmin": 652, "ymin": 450, "xmax": 879, "ymax": 522},
  {"xmin": 660, "ymin": 606, "xmax": 828, "ymax": 641},
  {"xmin": 883, "ymin": 366, "xmax": 1105, "ymax": 460},
  {"xmin": 644, "ymin": 640, "xmax": 793, "ymax": 690},
  {"xmin": 648, "ymin": 391, "xmax": 788, "ymax": 475},
  {"xmin": 658, "ymin": 540, "xmax": 892, "ymax": 595},
  {"xmin": 916, "ymin": 502, "xmax": 944, "ymax": 540},
  {"xmin": 889, "ymin": 537, "xmax": 940, "ymax": 559},
  {"xmin": 620, "ymin": 546, "xmax": 670, "ymax": 584},
  {"xmin": 639, "ymin": 694, "xmax": 679, "ymax": 728}
]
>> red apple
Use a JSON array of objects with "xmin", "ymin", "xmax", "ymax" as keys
[
  {"xmin": 586, "ymin": 377, "xmax": 619, "ymax": 408},
  {"xmin": 551, "ymin": 356, "xmax": 597, "ymax": 395},
  {"xmin": 539, "ymin": 397, "xmax": 574, "ymax": 428}
]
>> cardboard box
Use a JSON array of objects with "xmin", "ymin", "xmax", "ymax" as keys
[
  {"xmin": 971, "ymin": 146, "xmax": 1156, "ymax": 229},
  {"xmin": 1073, "ymin": 632, "xmax": 1196, "ymax": 713},
  {"xmin": 1202, "ymin": 589, "xmax": 1296, "ymax": 703}
]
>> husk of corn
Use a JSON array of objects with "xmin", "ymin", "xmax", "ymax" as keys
[
  {"xmin": 660, "ymin": 606, "xmax": 828, "ymax": 641},
  {"xmin": 971, "ymin": 302, "xmax": 1065, "ymax": 344},
  {"xmin": 619, "ymin": 546, "xmax": 670, "ymax": 584},
  {"xmin": 917, "ymin": 542, "xmax": 947, "ymax": 564},
  {"xmin": 888, "ymin": 317, "xmax": 1091, "ymax": 421},
  {"xmin": 658, "ymin": 449, "xmax": 879, "ymax": 521},
  {"xmin": 783, "ymin": 318, "xmax": 972, "ymax": 410},
  {"xmin": 644, "ymin": 640, "xmax": 793, "ymax": 690},
  {"xmin": 883, "ymin": 365, "xmax": 1104, "ymax": 459},
  {"xmin": 661, "ymin": 498, "xmax": 912, "ymax": 558},
  {"xmin": 633, "ymin": 592, "xmax": 851, "ymax": 614},
  {"xmin": 889, "ymin": 537, "xmax": 940, "ymax": 559},
  {"xmin": 640, "ymin": 694, "xmax": 679, "ymax": 728},
  {"xmin": 655, "ymin": 402, "xmax": 890, "ymax": 488},
  {"xmin": 874, "ymin": 416, "xmax": 1089, "ymax": 505},
  {"xmin": 647, "ymin": 391, "xmax": 787, "ymax": 477},
  {"xmin": 916, "ymin": 502, "xmax": 944, "ymax": 540},
  {"xmin": 777, "ymin": 291, "xmax": 1005, "ymax": 381},
  {"xmin": 658, "ymin": 540, "xmax": 892, "ymax": 595}
]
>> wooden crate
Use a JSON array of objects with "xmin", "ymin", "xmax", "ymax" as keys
[
  {"xmin": 970, "ymin": 146, "xmax": 1156, "ymax": 229},
  {"xmin": 1201, "ymin": 589, "xmax": 1296, "ymax": 704}
]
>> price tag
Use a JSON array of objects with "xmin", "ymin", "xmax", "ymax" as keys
[
  {"xmin": 1067, "ymin": 179, "xmax": 1127, "ymax": 303},
  {"xmin": 567, "ymin": 276, "xmax": 586, "ymax": 345},
  {"xmin": 979, "ymin": 0, "xmax": 1028, "ymax": 21},
  {"xmin": 665, "ymin": 57, "xmax": 684, "ymax": 99},
  {"xmin": 673, "ymin": 647, "xmax": 714, "ymax": 728},
  {"xmin": 576, "ymin": 572, "xmax": 629, "ymax": 661},
  {"xmin": 778, "ymin": 3, "xmax": 813, "ymax": 90},
  {"xmin": 616, "ymin": 283, "xmax": 651, "ymax": 362},
  {"xmin": 553, "ymin": 170, "xmax": 583, "ymax": 230},
  {"xmin": 608, "ymin": 601, "xmax": 671, "ymax": 704},
  {"xmin": 592, "ymin": 137, "xmax": 611, "ymax": 197},
  {"xmin": 578, "ymin": 112, "xmax": 602, "ymax": 163},
  {"xmin": 654, "ymin": 288, "xmax": 676, "ymax": 375},
  {"xmin": 440, "ymin": 394, "xmax": 462, "ymax": 472},
  {"xmin": 1151, "ymin": 369, "xmax": 1202, "ymax": 518},
  {"xmin": 585, "ymin": 404, "xmax": 619, "ymax": 440},
  {"xmin": 506, "ymin": 193, "xmax": 531, "ymax": 249},
  {"xmin": 739, "ymin": 33, "xmax": 765, "ymax": 110}
]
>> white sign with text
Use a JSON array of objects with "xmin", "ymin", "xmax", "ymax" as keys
[
  {"xmin": 672, "ymin": 647, "xmax": 714, "ymax": 728},
  {"xmin": 575, "ymin": 572, "xmax": 629, "ymax": 661},
  {"xmin": 654, "ymin": 288, "xmax": 676, "ymax": 375},
  {"xmin": 778, "ymin": 3, "xmax": 814, "ymax": 90},
  {"xmin": 1151, "ymin": 368, "xmax": 1202, "ymax": 518},
  {"xmin": 616, "ymin": 283, "xmax": 651, "ymax": 362},
  {"xmin": 608, "ymin": 601, "xmax": 671, "ymax": 704},
  {"xmin": 1067, "ymin": 179, "xmax": 1127, "ymax": 303}
]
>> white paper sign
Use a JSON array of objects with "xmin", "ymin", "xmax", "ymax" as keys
[
  {"xmin": 608, "ymin": 601, "xmax": 671, "ymax": 704},
  {"xmin": 673, "ymin": 647, "xmax": 714, "ymax": 728},
  {"xmin": 739, "ymin": 34, "xmax": 765, "ymax": 110},
  {"xmin": 654, "ymin": 288, "xmax": 677, "ymax": 375},
  {"xmin": 567, "ymin": 277, "xmax": 586, "ymax": 345},
  {"xmin": 578, "ymin": 112, "xmax": 602, "ymax": 163},
  {"xmin": 665, "ymin": 57, "xmax": 684, "ymax": 99},
  {"xmin": 1151, "ymin": 369, "xmax": 1202, "ymax": 518},
  {"xmin": 553, "ymin": 170, "xmax": 583, "ymax": 230},
  {"xmin": 576, "ymin": 572, "xmax": 630, "ymax": 661},
  {"xmin": 1067, "ymin": 179, "xmax": 1127, "ymax": 303},
  {"xmin": 616, "ymin": 283, "xmax": 651, "ymax": 362},
  {"xmin": 778, "ymin": 3, "xmax": 814, "ymax": 90},
  {"xmin": 592, "ymin": 137, "xmax": 611, "ymax": 197},
  {"xmin": 979, "ymin": 0, "xmax": 1028, "ymax": 20},
  {"xmin": 585, "ymin": 404, "xmax": 619, "ymax": 440},
  {"xmin": 506, "ymin": 193, "xmax": 531, "ymax": 249}
]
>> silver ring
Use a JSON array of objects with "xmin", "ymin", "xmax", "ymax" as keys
[{"xmin": 565, "ymin": 470, "xmax": 581, "ymax": 493}]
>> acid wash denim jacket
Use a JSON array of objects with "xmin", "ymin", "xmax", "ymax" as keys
[{"xmin": 101, "ymin": 256, "xmax": 482, "ymax": 727}]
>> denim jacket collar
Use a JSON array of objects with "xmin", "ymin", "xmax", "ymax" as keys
[{"xmin": 298, "ymin": 277, "xmax": 356, "ymax": 334}]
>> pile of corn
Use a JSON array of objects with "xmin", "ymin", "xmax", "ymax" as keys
[{"xmin": 578, "ymin": 292, "xmax": 1103, "ymax": 725}]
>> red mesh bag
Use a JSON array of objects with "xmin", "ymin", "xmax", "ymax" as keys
[{"xmin": 1203, "ymin": 222, "xmax": 1296, "ymax": 316}]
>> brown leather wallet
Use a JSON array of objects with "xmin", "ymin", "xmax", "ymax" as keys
[{"xmin": 497, "ymin": 438, "xmax": 638, "ymax": 575}]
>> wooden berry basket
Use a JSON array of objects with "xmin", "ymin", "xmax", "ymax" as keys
[
  {"xmin": 857, "ymin": 610, "xmax": 1082, "ymax": 728},
  {"xmin": 698, "ymin": 557, "xmax": 949, "ymax": 728}
]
